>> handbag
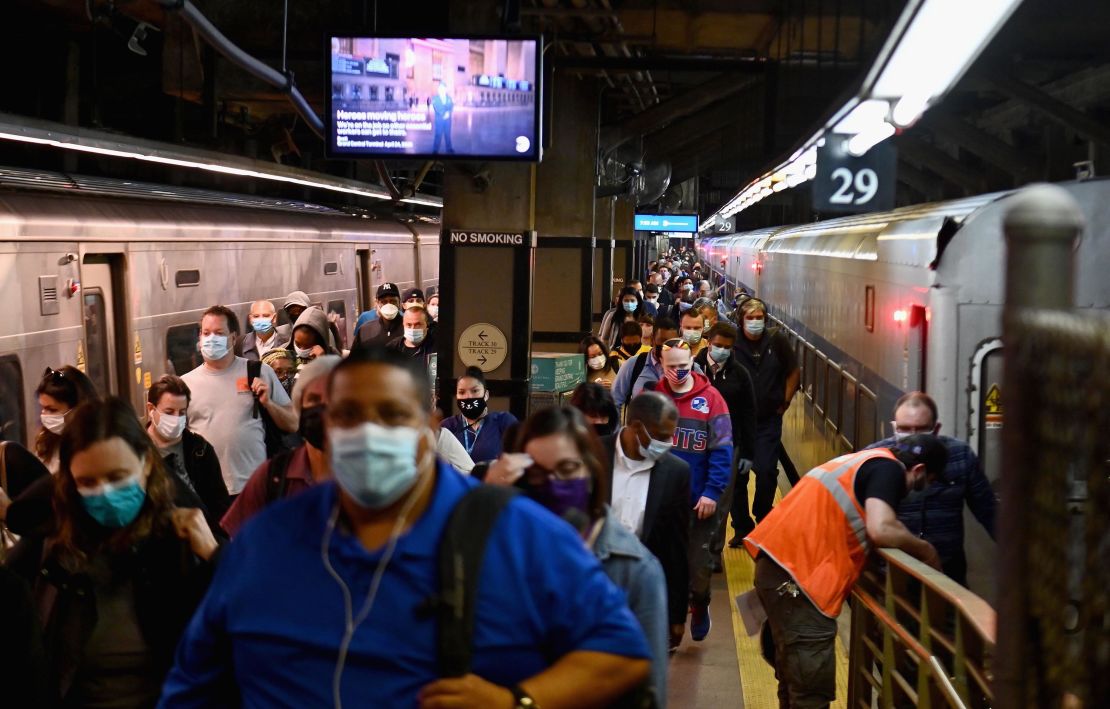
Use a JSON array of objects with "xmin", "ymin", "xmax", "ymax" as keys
[{"xmin": 0, "ymin": 441, "xmax": 20, "ymax": 560}]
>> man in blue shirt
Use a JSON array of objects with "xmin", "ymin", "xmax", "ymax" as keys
[
  {"xmin": 160, "ymin": 346, "xmax": 651, "ymax": 708},
  {"xmin": 865, "ymin": 391, "xmax": 997, "ymax": 587}
]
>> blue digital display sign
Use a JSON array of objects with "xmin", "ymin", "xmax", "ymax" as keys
[{"xmin": 633, "ymin": 214, "xmax": 699, "ymax": 233}]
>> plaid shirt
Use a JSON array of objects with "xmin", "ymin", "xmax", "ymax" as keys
[{"xmin": 866, "ymin": 435, "xmax": 998, "ymax": 568}]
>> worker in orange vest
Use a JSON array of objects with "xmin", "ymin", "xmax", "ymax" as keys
[{"xmin": 744, "ymin": 435, "xmax": 947, "ymax": 708}]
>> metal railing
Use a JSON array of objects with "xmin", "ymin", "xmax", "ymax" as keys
[{"xmin": 848, "ymin": 549, "xmax": 997, "ymax": 709}]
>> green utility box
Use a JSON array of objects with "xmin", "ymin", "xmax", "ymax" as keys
[{"xmin": 530, "ymin": 352, "xmax": 585, "ymax": 392}]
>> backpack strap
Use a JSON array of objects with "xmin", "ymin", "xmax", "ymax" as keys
[
  {"xmin": 629, "ymin": 351, "xmax": 649, "ymax": 393},
  {"xmin": 437, "ymin": 484, "xmax": 518, "ymax": 677},
  {"xmin": 246, "ymin": 359, "xmax": 261, "ymax": 419},
  {"xmin": 263, "ymin": 449, "xmax": 296, "ymax": 505}
]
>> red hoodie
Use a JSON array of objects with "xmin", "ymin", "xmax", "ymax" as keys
[{"xmin": 654, "ymin": 372, "xmax": 734, "ymax": 505}]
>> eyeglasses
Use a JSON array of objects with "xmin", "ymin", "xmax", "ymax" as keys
[
  {"xmin": 891, "ymin": 421, "xmax": 936, "ymax": 435},
  {"xmin": 527, "ymin": 459, "xmax": 586, "ymax": 481}
]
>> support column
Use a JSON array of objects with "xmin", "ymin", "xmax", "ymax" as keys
[{"xmin": 613, "ymin": 198, "xmax": 636, "ymax": 291}]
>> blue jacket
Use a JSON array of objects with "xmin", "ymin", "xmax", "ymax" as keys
[
  {"xmin": 866, "ymin": 435, "xmax": 997, "ymax": 583},
  {"xmin": 593, "ymin": 508, "xmax": 669, "ymax": 708}
]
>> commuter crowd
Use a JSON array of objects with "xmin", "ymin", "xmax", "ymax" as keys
[{"xmin": 0, "ymin": 246, "xmax": 996, "ymax": 709}]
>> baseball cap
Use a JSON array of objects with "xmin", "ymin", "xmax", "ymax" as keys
[
  {"xmin": 402, "ymin": 287, "xmax": 425, "ymax": 303},
  {"xmin": 376, "ymin": 283, "xmax": 400, "ymax": 299}
]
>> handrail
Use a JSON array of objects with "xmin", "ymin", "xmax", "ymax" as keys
[{"xmin": 848, "ymin": 548, "xmax": 996, "ymax": 708}]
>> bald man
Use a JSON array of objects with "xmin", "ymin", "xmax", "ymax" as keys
[{"xmin": 242, "ymin": 299, "xmax": 291, "ymax": 361}]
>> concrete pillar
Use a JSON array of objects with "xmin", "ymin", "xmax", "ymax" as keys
[
  {"xmin": 532, "ymin": 72, "xmax": 600, "ymax": 354},
  {"xmin": 612, "ymin": 198, "xmax": 636, "ymax": 294},
  {"xmin": 593, "ymin": 197, "xmax": 615, "ymax": 326}
]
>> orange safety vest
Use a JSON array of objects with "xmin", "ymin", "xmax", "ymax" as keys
[{"xmin": 744, "ymin": 448, "xmax": 901, "ymax": 618}]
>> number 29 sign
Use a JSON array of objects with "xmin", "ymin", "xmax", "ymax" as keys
[{"xmin": 812, "ymin": 137, "xmax": 896, "ymax": 214}]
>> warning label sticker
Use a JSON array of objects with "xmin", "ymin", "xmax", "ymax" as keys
[{"xmin": 984, "ymin": 384, "xmax": 1003, "ymax": 429}]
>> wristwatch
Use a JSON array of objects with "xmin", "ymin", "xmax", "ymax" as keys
[{"xmin": 510, "ymin": 685, "xmax": 539, "ymax": 709}]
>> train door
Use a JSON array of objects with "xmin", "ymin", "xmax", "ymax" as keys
[
  {"xmin": 356, "ymin": 248, "xmax": 372, "ymax": 314},
  {"xmin": 80, "ymin": 253, "xmax": 129, "ymax": 400}
]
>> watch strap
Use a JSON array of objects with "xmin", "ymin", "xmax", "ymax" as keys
[{"xmin": 510, "ymin": 684, "xmax": 538, "ymax": 709}]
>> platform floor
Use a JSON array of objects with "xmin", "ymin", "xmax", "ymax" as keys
[{"xmin": 667, "ymin": 484, "xmax": 851, "ymax": 709}]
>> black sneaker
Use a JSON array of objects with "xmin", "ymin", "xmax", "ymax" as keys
[{"xmin": 728, "ymin": 535, "xmax": 745, "ymax": 549}]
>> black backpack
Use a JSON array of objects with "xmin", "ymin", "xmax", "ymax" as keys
[
  {"xmin": 262, "ymin": 448, "xmax": 297, "ymax": 504},
  {"xmin": 246, "ymin": 359, "xmax": 289, "ymax": 459},
  {"xmin": 432, "ymin": 485, "xmax": 658, "ymax": 708}
]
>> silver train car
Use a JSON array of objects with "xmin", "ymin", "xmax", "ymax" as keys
[
  {"xmin": 697, "ymin": 179, "xmax": 1110, "ymax": 599},
  {"xmin": 0, "ymin": 167, "xmax": 440, "ymax": 448}
]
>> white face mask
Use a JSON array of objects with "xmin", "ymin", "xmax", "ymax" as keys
[
  {"xmin": 294, "ymin": 345, "xmax": 315, "ymax": 359},
  {"xmin": 587, "ymin": 354, "xmax": 608, "ymax": 371},
  {"xmin": 427, "ymin": 305, "xmax": 439, "ymax": 320},
  {"xmin": 200, "ymin": 334, "xmax": 229, "ymax": 361},
  {"xmin": 155, "ymin": 411, "xmax": 187, "ymax": 441},
  {"xmin": 379, "ymin": 304, "xmax": 400, "ymax": 320},
  {"xmin": 41, "ymin": 412, "xmax": 67, "ymax": 435},
  {"xmin": 405, "ymin": 328, "xmax": 426, "ymax": 345}
]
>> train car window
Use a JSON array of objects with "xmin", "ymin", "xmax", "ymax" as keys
[
  {"xmin": 166, "ymin": 324, "xmax": 202, "ymax": 376},
  {"xmin": 83, "ymin": 291, "xmax": 111, "ymax": 395},
  {"xmin": 0, "ymin": 354, "xmax": 25, "ymax": 445},
  {"xmin": 826, "ymin": 363, "xmax": 842, "ymax": 432},
  {"xmin": 174, "ymin": 270, "xmax": 201, "ymax": 288},
  {"xmin": 864, "ymin": 285, "xmax": 875, "ymax": 333},
  {"xmin": 323, "ymin": 262, "xmax": 340, "ymax": 276},
  {"xmin": 857, "ymin": 385, "xmax": 879, "ymax": 447},
  {"xmin": 327, "ymin": 299, "xmax": 348, "ymax": 351},
  {"xmin": 814, "ymin": 353, "xmax": 828, "ymax": 417},
  {"xmin": 841, "ymin": 373, "xmax": 858, "ymax": 450}
]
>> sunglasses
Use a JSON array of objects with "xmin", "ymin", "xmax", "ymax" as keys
[
  {"xmin": 662, "ymin": 338, "xmax": 691, "ymax": 351},
  {"xmin": 42, "ymin": 367, "xmax": 67, "ymax": 383}
]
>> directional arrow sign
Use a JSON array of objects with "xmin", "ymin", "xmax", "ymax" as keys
[{"xmin": 458, "ymin": 323, "xmax": 508, "ymax": 373}]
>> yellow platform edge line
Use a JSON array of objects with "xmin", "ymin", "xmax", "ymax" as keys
[{"xmin": 724, "ymin": 484, "xmax": 849, "ymax": 708}]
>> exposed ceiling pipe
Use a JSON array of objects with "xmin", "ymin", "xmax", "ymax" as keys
[{"xmin": 153, "ymin": 0, "xmax": 325, "ymax": 138}]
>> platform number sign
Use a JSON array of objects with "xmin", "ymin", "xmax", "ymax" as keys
[{"xmin": 813, "ymin": 137, "xmax": 896, "ymax": 213}]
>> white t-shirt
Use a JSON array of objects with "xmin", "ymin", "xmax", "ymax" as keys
[
  {"xmin": 610, "ymin": 433, "xmax": 654, "ymax": 537},
  {"xmin": 437, "ymin": 428, "xmax": 475, "ymax": 474},
  {"xmin": 182, "ymin": 357, "xmax": 291, "ymax": 494}
]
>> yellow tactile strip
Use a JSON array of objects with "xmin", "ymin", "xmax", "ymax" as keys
[{"xmin": 723, "ymin": 487, "xmax": 849, "ymax": 708}]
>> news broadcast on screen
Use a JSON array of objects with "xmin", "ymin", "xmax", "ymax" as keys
[{"xmin": 327, "ymin": 36, "xmax": 542, "ymax": 161}]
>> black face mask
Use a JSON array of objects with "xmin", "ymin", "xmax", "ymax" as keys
[
  {"xmin": 299, "ymin": 404, "xmax": 327, "ymax": 450},
  {"xmin": 593, "ymin": 422, "xmax": 615, "ymax": 438},
  {"xmin": 458, "ymin": 396, "xmax": 488, "ymax": 419}
]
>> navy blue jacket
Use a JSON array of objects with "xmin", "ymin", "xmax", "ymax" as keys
[{"xmin": 866, "ymin": 435, "xmax": 997, "ymax": 585}]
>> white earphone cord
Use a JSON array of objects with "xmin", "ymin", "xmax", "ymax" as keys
[{"xmin": 321, "ymin": 437, "xmax": 436, "ymax": 709}]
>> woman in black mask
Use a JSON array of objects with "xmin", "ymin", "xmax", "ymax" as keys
[
  {"xmin": 441, "ymin": 366, "xmax": 519, "ymax": 465},
  {"xmin": 219, "ymin": 355, "xmax": 340, "ymax": 537},
  {"xmin": 568, "ymin": 382, "xmax": 619, "ymax": 438}
]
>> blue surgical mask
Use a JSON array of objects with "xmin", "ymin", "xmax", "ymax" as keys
[
  {"xmin": 622, "ymin": 301, "xmax": 638, "ymax": 313},
  {"xmin": 200, "ymin": 334, "xmax": 229, "ymax": 360},
  {"xmin": 330, "ymin": 421, "xmax": 422, "ymax": 509},
  {"xmin": 709, "ymin": 345, "xmax": 731, "ymax": 363},
  {"xmin": 251, "ymin": 318, "xmax": 274, "ymax": 334},
  {"xmin": 78, "ymin": 471, "xmax": 147, "ymax": 528},
  {"xmin": 744, "ymin": 319, "xmax": 765, "ymax": 337},
  {"xmin": 635, "ymin": 424, "xmax": 672, "ymax": 461},
  {"xmin": 678, "ymin": 301, "xmax": 693, "ymax": 313},
  {"xmin": 682, "ymin": 329, "xmax": 702, "ymax": 345},
  {"xmin": 405, "ymin": 328, "xmax": 426, "ymax": 344}
]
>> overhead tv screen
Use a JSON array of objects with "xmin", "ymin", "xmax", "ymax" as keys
[{"xmin": 327, "ymin": 36, "xmax": 542, "ymax": 161}]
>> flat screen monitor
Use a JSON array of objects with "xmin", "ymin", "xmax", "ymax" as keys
[{"xmin": 327, "ymin": 36, "xmax": 542, "ymax": 161}]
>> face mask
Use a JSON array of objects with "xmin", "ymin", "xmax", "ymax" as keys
[
  {"xmin": 587, "ymin": 355, "xmax": 607, "ymax": 371},
  {"xmin": 79, "ymin": 471, "xmax": 147, "ymax": 528},
  {"xmin": 427, "ymin": 305, "xmax": 439, "ymax": 320},
  {"xmin": 294, "ymin": 345, "xmax": 315, "ymax": 359},
  {"xmin": 330, "ymin": 421, "xmax": 421, "ymax": 509},
  {"xmin": 154, "ymin": 411, "xmax": 187, "ymax": 441},
  {"xmin": 682, "ymin": 284, "xmax": 694, "ymax": 292},
  {"xmin": 593, "ymin": 422, "xmax": 615, "ymax": 438},
  {"xmin": 682, "ymin": 329, "xmax": 702, "ymax": 345},
  {"xmin": 744, "ymin": 319, "xmax": 765, "ymax": 337},
  {"xmin": 379, "ymin": 304, "xmax": 400, "ymax": 321},
  {"xmin": 458, "ymin": 396, "xmax": 487, "ymax": 419},
  {"xmin": 622, "ymin": 341, "xmax": 640, "ymax": 354},
  {"xmin": 622, "ymin": 301, "xmax": 638, "ymax": 313},
  {"xmin": 200, "ymin": 334, "xmax": 229, "ymax": 361},
  {"xmin": 299, "ymin": 404, "xmax": 327, "ymax": 450},
  {"xmin": 646, "ymin": 297, "xmax": 658, "ymax": 305},
  {"xmin": 636, "ymin": 424, "xmax": 672, "ymax": 461},
  {"xmin": 664, "ymin": 368, "xmax": 690, "ymax": 386},
  {"xmin": 405, "ymin": 328, "xmax": 426, "ymax": 345},
  {"xmin": 709, "ymin": 345, "xmax": 731, "ymax": 363},
  {"xmin": 534, "ymin": 477, "xmax": 591, "ymax": 521},
  {"xmin": 41, "ymin": 412, "xmax": 67, "ymax": 435},
  {"xmin": 678, "ymin": 301, "xmax": 693, "ymax": 313},
  {"xmin": 251, "ymin": 318, "xmax": 274, "ymax": 334}
]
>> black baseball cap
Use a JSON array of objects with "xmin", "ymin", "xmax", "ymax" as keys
[
  {"xmin": 402, "ymin": 287, "xmax": 425, "ymax": 302},
  {"xmin": 376, "ymin": 283, "xmax": 400, "ymax": 299}
]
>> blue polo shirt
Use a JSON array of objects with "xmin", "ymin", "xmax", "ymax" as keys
[{"xmin": 160, "ymin": 463, "xmax": 650, "ymax": 707}]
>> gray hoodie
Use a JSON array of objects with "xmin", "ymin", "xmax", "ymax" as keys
[{"xmin": 288, "ymin": 306, "xmax": 339, "ymax": 358}]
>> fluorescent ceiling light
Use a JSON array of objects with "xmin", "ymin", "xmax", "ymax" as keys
[
  {"xmin": 833, "ymin": 99, "xmax": 890, "ymax": 134},
  {"xmin": 0, "ymin": 113, "xmax": 444, "ymax": 209},
  {"xmin": 847, "ymin": 122, "xmax": 897, "ymax": 157}
]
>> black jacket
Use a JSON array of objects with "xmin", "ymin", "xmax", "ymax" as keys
[
  {"xmin": 177, "ymin": 429, "xmax": 232, "ymax": 534},
  {"xmin": 5, "ymin": 526, "xmax": 214, "ymax": 705},
  {"xmin": 600, "ymin": 434, "xmax": 691, "ymax": 626},
  {"xmin": 354, "ymin": 315, "xmax": 404, "ymax": 348},
  {"xmin": 733, "ymin": 327, "xmax": 798, "ymax": 421},
  {"xmin": 694, "ymin": 349, "xmax": 757, "ymax": 460}
]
